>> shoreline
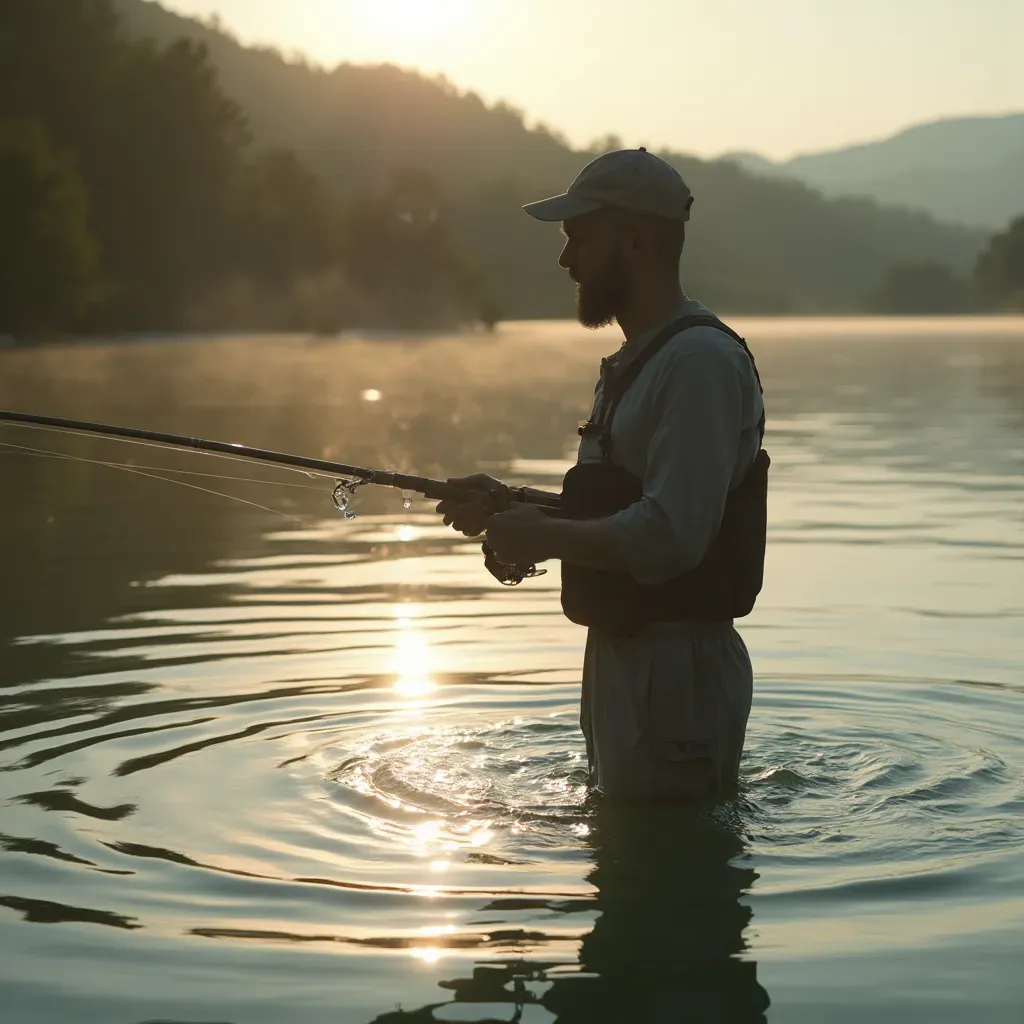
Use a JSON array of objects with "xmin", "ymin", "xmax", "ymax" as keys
[{"xmin": 3, "ymin": 313, "xmax": 1024, "ymax": 351}]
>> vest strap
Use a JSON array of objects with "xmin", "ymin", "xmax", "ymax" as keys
[{"xmin": 588, "ymin": 314, "xmax": 765, "ymax": 459}]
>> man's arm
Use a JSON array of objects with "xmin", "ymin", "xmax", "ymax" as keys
[
  {"xmin": 606, "ymin": 346, "xmax": 744, "ymax": 584},
  {"xmin": 487, "ymin": 343, "xmax": 746, "ymax": 579},
  {"xmin": 539, "ymin": 515, "xmax": 628, "ymax": 571},
  {"xmin": 483, "ymin": 503, "xmax": 629, "ymax": 571}
]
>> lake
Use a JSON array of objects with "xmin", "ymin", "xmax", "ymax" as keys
[{"xmin": 1, "ymin": 317, "xmax": 1023, "ymax": 1023}]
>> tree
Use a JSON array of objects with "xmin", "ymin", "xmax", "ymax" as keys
[
  {"xmin": 230, "ymin": 148, "xmax": 342, "ymax": 286},
  {"xmin": 114, "ymin": 0, "xmax": 986, "ymax": 317},
  {"xmin": 975, "ymin": 215, "xmax": 1024, "ymax": 311},
  {"xmin": 0, "ymin": 121, "xmax": 102, "ymax": 335},
  {"xmin": 341, "ymin": 170, "xmax": 496, "ymax": 328},
  {"xmin": 869, "ymin": 261, "xmax": 972, "ymax": 314},
  {"xmin": 86, "ymin": 36, "xmax": 250, "ymax": 328},
  {"xmin": 1, "ymin": 2, "xmax": 251, "ymax": 330}
]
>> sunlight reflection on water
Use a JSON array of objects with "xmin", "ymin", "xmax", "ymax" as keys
[{"xmin": 1, "ymin": 319, "xmax": 1023, "ymax": 1022}]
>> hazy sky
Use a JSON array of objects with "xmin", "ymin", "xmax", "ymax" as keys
[{"xmin": 161, "ymin": 0, "xmax": 1023, "ymax": 160}]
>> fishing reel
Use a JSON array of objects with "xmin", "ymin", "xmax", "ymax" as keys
[
  {"xmin": 331, "ymin": 472, "xmax": 546, "ymax": 586},
  {"xmin": 482, "ymin": 541, "xmax": 547, "ymax": 587}
]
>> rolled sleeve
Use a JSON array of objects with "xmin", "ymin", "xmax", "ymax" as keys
[{"xmin": 609, "ymin": 348, "xmax": 743, "ymax": 585}]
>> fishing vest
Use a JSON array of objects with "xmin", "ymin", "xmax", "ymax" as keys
[{"xmin": 559, "ymin": 314, "xmax": 770, "ymax": 636}]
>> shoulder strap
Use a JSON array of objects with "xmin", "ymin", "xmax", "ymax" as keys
[{"xmin": 598, "ymin": 314, "xmax": 765, "ymax": 452}]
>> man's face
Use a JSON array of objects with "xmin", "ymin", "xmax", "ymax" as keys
[{"xmin": 558, "ymin": 211, "xmax": 628, "ymax": 329}]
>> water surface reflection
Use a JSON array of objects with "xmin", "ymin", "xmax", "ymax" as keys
[
  {"xmin": 1, "ymin": 318, "xmax": 1022, "ymax": 1023},
  {"xmin": 370, "ymin": 804, "xmax": 768, "ymax": 1024}
]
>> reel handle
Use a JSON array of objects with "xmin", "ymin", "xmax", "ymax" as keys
[{"xmin": 482, "ymin": 541, "xmax": 547, "ymax": 587}]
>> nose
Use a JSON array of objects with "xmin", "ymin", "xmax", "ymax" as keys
[{"xmin": 557, "ymin": 239, "xmax": 572, "ymax": 272}]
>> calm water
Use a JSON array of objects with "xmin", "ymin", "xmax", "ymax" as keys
[{"xmin": 1, "ymin": 318, "xmax": 1023, "ymax": 1023}]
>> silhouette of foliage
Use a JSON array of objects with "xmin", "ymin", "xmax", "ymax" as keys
[
  {"xmin": 341, "ymin": 170, "xmax": 496, "ymax": 329},
  {"xmin": 0, "ymin": 0, "xmax": 493, "ymax": 336},
  {"xmin": 975, "ymin": 215, "xmax": 1024, "ymax": 311},
  {"xmin": 113, "ymin": 0, "xmax": 988, "ymax": 318},
  {"xmin": 230, "ymin": 147, "xmax": 342, "ymax": 287},
  {"xmin": 0, "ymin": 0, "xmax": 1001, "ymax": 336},
  {"xmin": 870, "ymin": 262, "xmax": 973, "ymax": 314},
  {"xmin": 0, "ymin": 120, "xmax": 103, "ymax": 334}
]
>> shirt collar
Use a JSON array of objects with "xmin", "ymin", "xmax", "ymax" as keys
[{"xmin": 605, "ymin": 298, "xmax": 702, "ymax": 373}]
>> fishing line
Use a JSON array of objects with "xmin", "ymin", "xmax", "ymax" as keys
[
  {"xmin": 0, "ymin": 420, "xmax": 339, "ymax": 482},
  {"xmin": 0, "ymin": 439, "xmax": 308, "ymax": 523},
  {"xmin": 0, "ymin": 442, "xmax": 326, "ymax": 490},
  {"xmin": 0, "ymin": 409, "xmax": 561, "ymax": 584}
]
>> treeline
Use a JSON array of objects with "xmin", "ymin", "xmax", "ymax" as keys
[
  {"xmin": 871, "ymin": 215, "xmax": 1024, "ymax": 314},
  {"xmin": 2, "ymin": 0, "xmax": 1021, "ymax": 339},
  {"xmin": 0, "ymin": 0, "xmax": 495, "ymax": 337},
  {"xmin": 114, "ymin": 0, "xmax": 1008, "ymax": 319}
]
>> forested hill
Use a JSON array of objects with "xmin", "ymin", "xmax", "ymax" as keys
[
  {"xmin": 1, "ymin": 1, "xmax": 1000, "ymax": 338},
  {"xmin": 728, "ymin": 114, "xmax": 1024, "ymax": 230},
  {"xmin": 115, "ymin": 0, "xmax": 985, "ymax": 317}
]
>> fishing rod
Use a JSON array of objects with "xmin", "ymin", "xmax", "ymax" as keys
[{"xmin": 0, "ymin": 409, "xmax": 562, "ymax": 585}]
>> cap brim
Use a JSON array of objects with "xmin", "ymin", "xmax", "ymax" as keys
[{"xmin": 522, "ymin": 192, "xmax": 603, "ymax": 222}]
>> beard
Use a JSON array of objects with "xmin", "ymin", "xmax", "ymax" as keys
[{"xmin": 574, "ymin": 250, "xmax": 628, "ymax": 329}]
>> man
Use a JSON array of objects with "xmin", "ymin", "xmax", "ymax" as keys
[{"xmin": 437, "ymin": 148, "xmax": 767, "ymax": 801}]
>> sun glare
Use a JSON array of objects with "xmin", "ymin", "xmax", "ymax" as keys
[
  {"xmin": 354, "ymin": 0, "xmax": 472, "ymax": 40},
  {"xmin": 392, "ymin": 605, "xmax": 436, "ymax": 698}
]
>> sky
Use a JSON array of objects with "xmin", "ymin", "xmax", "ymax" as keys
[{"xmin": 160, "ymin": 0, "xmax": 1024, "ymax": 160}]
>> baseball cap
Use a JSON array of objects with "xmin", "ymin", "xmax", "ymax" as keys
[{"xmin": 523, "ymin": 147, "xmax": 694, "ymax": 223}]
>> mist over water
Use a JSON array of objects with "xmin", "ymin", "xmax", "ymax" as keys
[{"xmin": 1, "ymin": 318, "xmax": 1023, "ymax": 1023}]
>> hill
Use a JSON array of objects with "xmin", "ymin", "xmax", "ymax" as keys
[
  {"xmin": 114, "ymin": 0, "xmax": 987, "ymax": 316},
  {"xmin": 725, "ymin": 114, "xmax": 1024, "ymax": 230}
]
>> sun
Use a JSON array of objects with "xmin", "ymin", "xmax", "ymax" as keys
[{"xmin": 354, "ymin": 0, "xmax": 472, "ymax": 40}]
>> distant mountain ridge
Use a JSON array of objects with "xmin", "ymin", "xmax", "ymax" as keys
[
  {"xmin": 113, "ymin": 1, "xmax": 988, "ymax": 315},
  {"xmin": 723, "ymin": 114, "xmax": 1024, "ymax": 229}
]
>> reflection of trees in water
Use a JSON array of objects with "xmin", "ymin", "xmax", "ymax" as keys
[
  {"xmin": 977, "ymin": 338, "xmax": 1024, "ymax": 425},
  {"xmin": 370, "ymin": 803, "xmax": 769, "ymax": 1024}
]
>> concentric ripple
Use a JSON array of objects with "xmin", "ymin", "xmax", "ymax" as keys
[
  {"xmin": 2, "ymin": 520, "xmax": 1023, "ymax": 1021},
  {"xmin": 3, "ymin": 321, "xmax": 1024, "ymax": 1022},
  {"xmin": 326, "ymin": 715, "xmax": 591, "ymax": 848},
  {"xmin": 3, "ymin": 658, "xmax": 1021, "ymax": 959}
]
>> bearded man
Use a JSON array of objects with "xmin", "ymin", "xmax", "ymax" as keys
[{"xmin": 437, "ymin": 148, "xmax": 769, "ymax": 801}]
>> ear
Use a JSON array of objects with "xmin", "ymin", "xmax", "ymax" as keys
[
  {"xmin": 626, "ymin": 216, "xmax": 649, "ymax": 254},
  {"xmin": 618, "ymin": 215, "xmax": 637, "ymax": 250}
]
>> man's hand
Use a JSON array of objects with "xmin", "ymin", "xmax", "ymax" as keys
[
  {"xmin": 436, "ymin": 473, "xmax": 508, "ymax": 537},
  {"xmin": 485, "ymin": 502, "xmax": 551, "ymax": 565}
]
